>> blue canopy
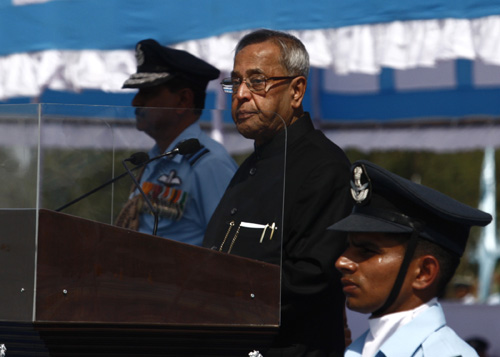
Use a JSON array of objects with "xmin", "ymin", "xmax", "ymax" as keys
[
  {"xmin": 1, "ymin": 0, "xmax": 500, "ymax": 124},
  {"xmin": 2, "ymin": 0, "xmax": 500, "ymax": 53}
]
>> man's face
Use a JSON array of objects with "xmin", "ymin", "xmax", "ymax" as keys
[
  {"xmin": 231, "ymin": 41, "xmax": 295, "ymax": 145},
  {"xmin": 131, "ymin": 85, "xmax": 183, "ymax": 136},
  {"xmin": 335, "ymin": 233, "xmax": 414, "ymax": 316}
]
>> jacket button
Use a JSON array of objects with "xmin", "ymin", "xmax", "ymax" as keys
[
  {"xmin": 249, "ymin": 167, "xmax": 257, "ymax": 175},
  {"xmin": 230, "ymin": 208, "xmax": 238, "ymax": 215}
]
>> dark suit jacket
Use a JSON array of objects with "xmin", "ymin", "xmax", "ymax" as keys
[{"xmin": 203, "ymin": 113, "xmax": 352, "ymax": 356}]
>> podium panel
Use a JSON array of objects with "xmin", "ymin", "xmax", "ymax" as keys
[
  {"xmin": 36, "ymin": 209, "xmax": 280, "ymax": 325},
  {"xmin": 0, "ymin": 209, "xmax": 37, "ymax": 322}
]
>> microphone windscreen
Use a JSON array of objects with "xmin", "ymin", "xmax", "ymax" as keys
[
  {"xmin": 177, "ymin": 138, "xmax": 201, "ymax": 155},
  {"xmin": 128, "ymin": 152, "xmax": 150, "ymax": 165}
]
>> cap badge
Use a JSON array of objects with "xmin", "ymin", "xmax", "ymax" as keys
[
  {"xmin": 351, "ymin": 165, "xmax": 370, "ymax": 204},
  {"xmin": 135, "ymin": 43, "xmax": 145, "ymax": 66}
]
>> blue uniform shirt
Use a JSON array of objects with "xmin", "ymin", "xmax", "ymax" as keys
[
  {"xmin": 134, "ymin": 122, "xmax": 237, "ymax": 245},
  {"xmin": 345, "ymin": 302, "xmax": 478, "ymax": 357}
]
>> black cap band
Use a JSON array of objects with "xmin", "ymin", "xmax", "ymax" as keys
[{"xmin": 353, "ymin": 205, "xmax": 415, "ymax": 228}]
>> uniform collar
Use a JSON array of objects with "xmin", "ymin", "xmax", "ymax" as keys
[
  {"xmin": 378, "ymin": 301, "xmax": 444, "ymax": 357},
  {"xmin": 365, "ymin": 299, "xmax": 437, "ymax": 356},
  {"xmin": 346, "ymin": 300, "xmax": 443, "ymax": 357}
]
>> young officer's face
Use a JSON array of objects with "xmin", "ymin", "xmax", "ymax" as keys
[{"xmin": 335, "ymin": 233, "xmax": 415, "ymax": 316}]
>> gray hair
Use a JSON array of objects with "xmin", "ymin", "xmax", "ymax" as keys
[{"xmin": 235, "ymin": 29, "xmax": 310, "ymax": 79}]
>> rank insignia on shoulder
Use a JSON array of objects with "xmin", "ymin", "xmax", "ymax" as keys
[
  {"xmin": 350, "ymin": 164, "xmax": 371, "ymax": 205},
  {"xmin": 185, "ymin": 146, "xmax": 209, "ymax": 166}
]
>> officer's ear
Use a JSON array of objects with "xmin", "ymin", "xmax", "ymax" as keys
[
  {"xmin": 173, "ymin": 87, "xmax": 195, "ymax": 115},
  {"xmin": 177, "ymin": 87, "xmax": 195, "ymax": 108},
  {"xmin": 290, "ymin": 76, "xmax": 306, "ymax": 109},
  {"xmin": 412, "ymin": 255, "xmax": 440, "ymax": 291}
]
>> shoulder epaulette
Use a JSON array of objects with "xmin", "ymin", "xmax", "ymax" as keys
[{"xmin": 185, "ymin": 146, "xmax": 210, "ymax": 166}]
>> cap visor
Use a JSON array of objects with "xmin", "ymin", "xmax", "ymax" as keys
[
  {"xmin": 328, "ymin": 213, "xmax": 414, "ymax": 234},
  {"xmin": 122, "ymin": 72, "xmax": 173, "ymax": 89}
]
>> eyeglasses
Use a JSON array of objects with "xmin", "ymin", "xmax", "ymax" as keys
[{"xmin": 220, "ymin": 75, "xmax": 299, "ymax": 94}]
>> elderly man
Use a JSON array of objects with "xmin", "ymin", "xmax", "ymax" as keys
[
  {"xmin": 116, "ymin": 39, "xmax": 237, "ymax": 245},
  {"xmin": 203, "ymin": 29, "xmax": 352, "ymax": 356},
  {"xmin": 329, "ymin": 160, "xmax": 492, "ymax": 357}
]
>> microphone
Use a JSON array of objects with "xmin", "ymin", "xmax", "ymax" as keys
[
  {"xmin": 175, "ymin": 138, "xmax": 201, "ymax": 155},
  {"xmin": 122, "ymin": 157, "xmax": 160, "ymax": 236},
  {"xmin": 146, "ymin": 138, "xmax": 201, "ymax": 162},
  {"xmin": 125, "ymin": 151, "xmax": 150, "ymax": 165}
]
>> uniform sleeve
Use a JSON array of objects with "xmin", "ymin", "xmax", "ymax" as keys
[{"xmin": 191, "ymin": 154, "xmax": 238, "ymax": 226}]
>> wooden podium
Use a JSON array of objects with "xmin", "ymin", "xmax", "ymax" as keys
[{"xmin": 0, "ymin": 209, "xmax": 280, "ymax": 356}]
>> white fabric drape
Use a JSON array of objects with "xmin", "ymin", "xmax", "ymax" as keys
[{"xmin": 1, "ymin": 16, "xmax": 500, "ymax": 100}]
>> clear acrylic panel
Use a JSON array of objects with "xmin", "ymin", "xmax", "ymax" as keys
[
  {"xmin": 0, "ymin": 104, "xmax": 282, "ymax": 336},
  {"xmin": 0, "ymin": 104, "xmax": 40, "ymax": 209}
]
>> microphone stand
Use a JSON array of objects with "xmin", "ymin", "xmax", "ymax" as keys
[
  {"xmin": 55, "ymin": 165, "xmax": 144, "ymax": 212},
  {"xmin": 122, "ymin": 159, "xmax": 159, "ymax": 236}
]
